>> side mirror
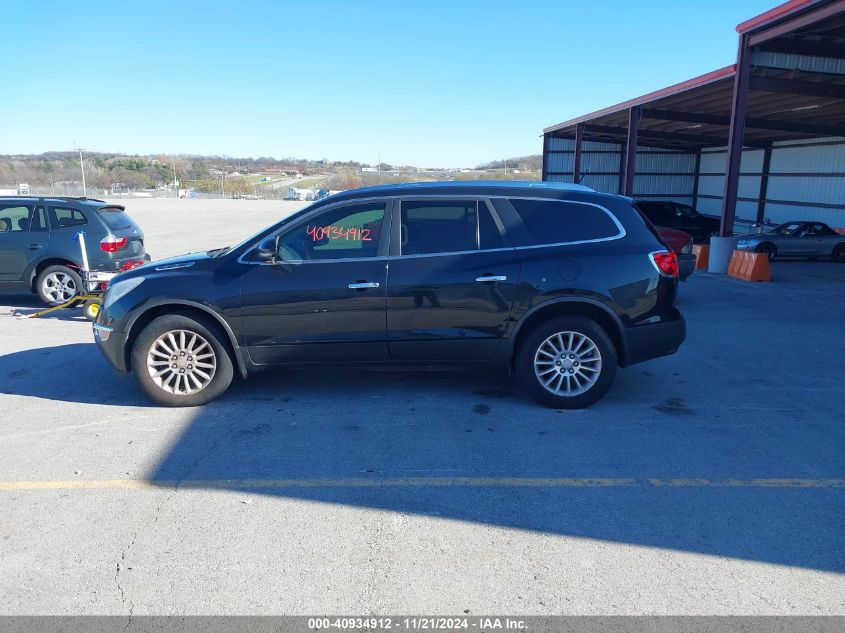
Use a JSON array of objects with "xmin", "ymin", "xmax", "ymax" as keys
[{"xmin": 257, "ymin": 235, "xmax": 278, "ymax": 262}]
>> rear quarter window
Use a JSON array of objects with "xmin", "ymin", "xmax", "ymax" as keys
[
  {"xmin": 49, "ymin": 207, "xmax": 88, "ymax": 229},
  {"xmin": 508, "ymin": 198, "xmax": 621, "ymax": 246}
]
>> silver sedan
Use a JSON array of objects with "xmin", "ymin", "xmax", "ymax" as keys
[{"xmin": 736, "ymin": 221, "xmax": 845, "ymax": 262}]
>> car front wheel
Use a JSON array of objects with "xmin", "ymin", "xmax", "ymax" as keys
[
  {"xmin": 754, "ymin": 243, "xmax": 776, "ymax": 261},
  {"xmin": 516, "ymin": 315, "xmax": 618, "ymax": 409},
  {"xmin": 131, "ymin": 314, "xmax": 233, "ymax": 407}
]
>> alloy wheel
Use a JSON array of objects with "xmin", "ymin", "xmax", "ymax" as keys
[
  {"xmin": 533, "ymin": 331, "xmax": 602, "ymax": 396},
  {"xmin": 42, "ymin": 272, "xmax": 78, "ymax": 303},
  {"xmin": 146, "ymin": 329, "xmax": 217, "ymax": 395}
]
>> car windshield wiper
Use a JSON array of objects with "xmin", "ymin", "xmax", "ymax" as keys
[{"xmin": 206, "ymin": 246, "xmax": 230, "ymax": 257}]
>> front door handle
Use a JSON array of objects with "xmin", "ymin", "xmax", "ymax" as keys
[
  {"xmin": 475, "ymin": 275, "xmax": 507, "ymax": 283},
  {"xmin": 27, "ymin": 243, "xmax": 43, "ymax": 250},
  {"xmin": 348, "ymin": 281, "xmax": 380, "ymax": 290}
]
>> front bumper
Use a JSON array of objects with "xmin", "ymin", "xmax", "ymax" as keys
[
  {"xmin": 678, "ymin": 253, "xmax": 696, "ymax": 280},
  {"xmin": 94, "ymin": 322, "xmax": 129, "ymax": 372},
  {"xmin": 623, "ymin": 309, "xmax": 686, "ymax": 366}
]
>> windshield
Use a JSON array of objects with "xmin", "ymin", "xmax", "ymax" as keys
[{"xmin": 771, "ymin": 223, "xmax": 802, "ymax": 236}]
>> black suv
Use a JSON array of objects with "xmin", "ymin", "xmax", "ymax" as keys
[
  {"xmin": 0, "ymin": 197, "xmax": 146, "ymax": 305},
  {"xmin": 94, "ymin": 182, "xmax": 685, "ymax": 409},
  {"xmin": 634, "ymin": 200, "xmax": 720, "ymax": 243}
]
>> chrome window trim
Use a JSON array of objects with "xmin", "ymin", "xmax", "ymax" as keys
[
  {"xmin": 246, "ymin": 255, "xmax": 389, "ymax": 266},
  {"xmin": 391, "ymin": 247, "xmax": 514, "ymax": 260},
  {"xmin": 491, "ymin": 196, "xmax": 627, "ymax": 248},
  {"xmin": 236, "ymin": 193, "xmax": 627, "ymax": 263}
]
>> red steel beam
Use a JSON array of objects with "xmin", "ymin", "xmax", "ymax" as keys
[
  {"xmin": 721, "ymin": 35, "xmax": 753, "ymax": 237},
  {"xmin": 623, "ymin": 107, "xmax": 640, "ymax": 197}
]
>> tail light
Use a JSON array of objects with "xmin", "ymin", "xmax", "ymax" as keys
[
  {"xmin": 119, "ymin": 259, "xmax": 145, "ymax": 272},
  {"xmin": 649, "ymin": 250, "xmax": 679, "ymax": 278},
  {"xmin": 100, "ymin": 235, "xmax": 128, "ymax": 253}
]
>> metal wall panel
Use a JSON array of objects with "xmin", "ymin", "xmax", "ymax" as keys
[
  {"xmin": 752, "ymin": 51, "xmax": 845, "ymax": 76},
  {"xmin": 581, "ymin": 140, "xmax": 622, "ymax": 152},
  {"xmin": 581, "ymin": 151, "xmax": 622, "ymax": 173},
  {"xmin": 697, "ymin": 175, "xmax": 724, "ymax": 197},
  {"xmin": 700, "ymin": 151, "xmax": 726, "ymax": 173},
  {"xmin": 635, "ymin": 152, "xmax": 695, "ymax": 173},
  {"xmin": 548, "ymin": 137, "xmax": 575, "ymax": 151},
  {"xmin": 769, "ymin": 143, "xmax": 845, "ymax": 173},
  {"xmin": 766, "ymin": 176, "xmax": 845, "ymax": 206},
  {"xmin": 699, "ymin": 148, "xmax": 763, "ymax": 173},
  {"xmin": 634, "ymin": 174, "xmax": 696, "ymax": 196},
  {"xmin": 580, "ymin": 175, "xmax": 618, "ymax": 193},
  {"xmin": 546, "ymin": 152, "xmax": 575, "ymax": 173}
]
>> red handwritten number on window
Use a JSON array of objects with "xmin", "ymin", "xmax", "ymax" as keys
[{"xmin": 305, "ymin": 225, "xmax": 373, "ymax": 242}]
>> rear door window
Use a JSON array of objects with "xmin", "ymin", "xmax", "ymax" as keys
[
  {"xmin": 508, "ymin": 198, "xmax": 621, "ymax": 246},
  {"xmin": 29, "ymin": 206, "xmax": 48, "ymax": 232},
  {"xmin": 49, "ymin": 207, "xmax": 88, "ymax": 230},
  {"xmin": 398, "ymin": 200, "xmax": 505, "ymax": 255}
]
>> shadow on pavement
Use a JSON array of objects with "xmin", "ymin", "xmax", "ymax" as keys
[
  {"xmin": 147, "ymin": 365, "xmax": 845, "ymax": 574},
  {"xmin": 0, "ymin": 343, "xmax": 152, "ymax": 406}
]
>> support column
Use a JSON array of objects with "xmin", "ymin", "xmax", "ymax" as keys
[
  {"xmin": 541, "ymin": 133, "xmax": 550, "ymax": 181},
  {"xmin": 573, "ymin": 123, "xmax": 584, "ymax": 184},
  {"xmin": 618, "ymin": 143, "xmax": 626, "ymax": 194},
  {"xmin": 756, "ymin": 144, "xmax": 772, "ymax": 225},
  {"xmin": 623, "ymin": 107, "xmax": 640, "ymax": 197},
  {"xmin": 720, "ymin": 34, "xmax": 751, "ymax": 236},
  {"xmin": 692, "ymin": 150, "xmax": 701, "ymax": 209}
]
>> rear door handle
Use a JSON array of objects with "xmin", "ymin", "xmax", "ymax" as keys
[
  {"xmin": 27, "ymin": 243, "xmax": 43, "ymax": 250},
  {"xmin": 348, "ymin": 281, "xmax": 380, "ymax": 290},
  {"xmin": 475, "ymin": 275, "xmax": 507, "ymax": 283}
]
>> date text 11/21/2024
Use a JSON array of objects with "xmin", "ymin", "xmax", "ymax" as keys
[{"xmin": 306, "ymin": 225, "xmax": 374, "ymax": 242}]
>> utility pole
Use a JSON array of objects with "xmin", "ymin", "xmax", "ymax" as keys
[
  {"xmin": 74, "ymin": 146, "xmax": 87, "ymax": 197},
  {"xmin": 221, "ymin": 172, "xmax": 225, "ymax": 198},
  {"xmin": 173, "ymin": 161, "xmax": 178, "ymax": 198}
]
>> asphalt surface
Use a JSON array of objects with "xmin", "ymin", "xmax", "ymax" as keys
[{"xmin": 1, "ymin": 198, "xmax": 843, "ymax": 614}]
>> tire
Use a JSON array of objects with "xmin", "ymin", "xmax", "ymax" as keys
[
  {"xmin": 754, "ymin": 243, "xmax": 776, "ymax": 262},
  {"xmin": 36, "ymin": 265, "xmax": 83, "ymax": 306},
  {"xmin": 832, "ymin": 244, "xmax": 845, "ymax": 263},
  {"xmin": 131, "ymin": 314, "xmax": 233, "ymax": 407},
  {"xmin": 82, "ymin": 299, "xmax": 101, "ymax": 321},
  {"xmin": 516, "ymin": 315, "xmax": 618, "ymax": 409}
]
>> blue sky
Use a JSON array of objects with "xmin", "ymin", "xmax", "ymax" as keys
[{"xmin": 2, "ymin": 0, "xmax": 776, "ymax": 167}]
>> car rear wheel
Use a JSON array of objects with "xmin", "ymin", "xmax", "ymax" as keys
[
  {"xmin": 833, "ymin": 244, "xmax": 845, "ymax": 263},
  {"xmin": 131, "ymin": 314, "xmax": 233, "ymax": 407},
  {"xmin": 36, "ymin": 265, "xmax": 82, "ymax": 306},
  {"xmin": 754, "ymin": 243, "xmax": 776, "ymax": 261},
  {"xmin": 516, "ymin": 316, "xmax": 617, "ymax": 409}
]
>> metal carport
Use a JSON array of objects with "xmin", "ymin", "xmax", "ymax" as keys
[{"xmin": 542, "ymin": 0, "xmax": 845, "ymax": 236}]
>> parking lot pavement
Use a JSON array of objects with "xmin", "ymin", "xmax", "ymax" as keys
[
  {"xmin": 104, "ymin": 197, "xmax": 307, "ymax": 259},
  {"xmin": 1, "ymin": 202, "xmax": 844, "ymax": 614}
]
